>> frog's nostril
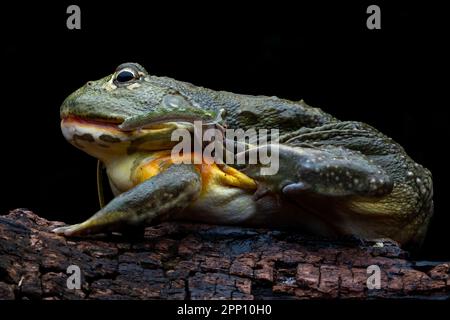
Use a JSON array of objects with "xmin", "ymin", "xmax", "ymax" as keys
[{"xmin": 87, "ymin": 81, "xmax": 94, "ymax": 87}]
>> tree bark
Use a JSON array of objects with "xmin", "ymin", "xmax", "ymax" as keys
[{"xmin": 0, "ymin": 209, "xmax": 449, "ymax": 300}]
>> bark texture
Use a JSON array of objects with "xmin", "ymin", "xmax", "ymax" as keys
[{"xmin": 0, "ymin": 209, "xmax": 449, "ymax": 300}]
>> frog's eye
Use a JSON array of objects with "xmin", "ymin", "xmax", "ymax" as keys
[{"xmin": 114, "ymin": 68, "xmax": 139, "ymax": 84}]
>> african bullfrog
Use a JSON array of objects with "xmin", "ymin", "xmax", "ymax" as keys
[{"xmin": 54, "ymin": 62, "xmax": 433, "ymax": 248}]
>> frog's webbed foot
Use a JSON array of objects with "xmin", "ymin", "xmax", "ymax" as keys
[
  {"xmin": 52, "ymin": 164, "xmax": 201, "ymax": 237},
  {"xmin": 238, "ymin": 144, "xmax": 394, "ymax": 199}
]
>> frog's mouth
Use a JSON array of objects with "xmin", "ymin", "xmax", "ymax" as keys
[
  {"xmin": 62, "ymin": 116, "xmax": 124, "ymax": 129},
  {"xmin": 61, "ymin": 116, "xmax": 200, "ymax": 160},
  {"xmin": 61, "ymin": 115, "xmax": 196, "ymax": 138}
]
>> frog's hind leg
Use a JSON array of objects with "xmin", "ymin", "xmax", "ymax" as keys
[
  {"xmin": 239, "ymin": 144, "xmax": 394, "ymax": 198},
  {"xmin": 53, "ymin": 164, "xmax": 201, "ymax": 237},
  {"xmin": 236, "ymin": 144, "xmax": 396, "ymax": 239}
]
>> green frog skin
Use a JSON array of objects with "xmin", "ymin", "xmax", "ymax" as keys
[{"xmin": 54, "ymin": 62, "xmax": 433, "ymax": 248}]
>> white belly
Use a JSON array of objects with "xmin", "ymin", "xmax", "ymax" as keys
[{"xmin": 183, "ymin": 186, "xmax": 261, "ymax": 225}]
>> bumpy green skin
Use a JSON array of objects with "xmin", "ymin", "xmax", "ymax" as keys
[{"xmin": 57, "ymin": 63, "xmax": 433, "ymax": 248}]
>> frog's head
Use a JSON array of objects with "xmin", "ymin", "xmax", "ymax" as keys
[{"xmin": 60, "ymin": 62, "xmax": 220, "ymax": 162}]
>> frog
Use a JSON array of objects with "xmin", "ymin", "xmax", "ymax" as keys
[{"xmin": 53, "ymin": 62, "xmax": 433, "ymax": 248}]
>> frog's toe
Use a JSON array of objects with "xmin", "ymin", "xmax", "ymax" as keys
[
  {"xmin": 52, "ymin": 224, "xmax": 83, "ymax": 236},
  {"xmin": 281, "ymin": 182, "xmax": 309, "ymax": 195}
]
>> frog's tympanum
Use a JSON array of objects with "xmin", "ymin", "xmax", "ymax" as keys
[{"xmin": 54, "ymin": 63, "xmax": 433, "ymax": 248}]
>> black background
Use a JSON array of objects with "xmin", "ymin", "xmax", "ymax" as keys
[{"xmin": 1, "ymin": 1, "xmax": 448, "ymax": 259}]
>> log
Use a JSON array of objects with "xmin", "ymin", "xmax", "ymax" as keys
[{"xmin": 0, "ymin": 209, "xmax": 449, "ymax": 300}]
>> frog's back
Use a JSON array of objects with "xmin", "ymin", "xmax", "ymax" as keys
[{"xmin": 146, "ymin": 75, "xmax": 337, "ymax": 132}]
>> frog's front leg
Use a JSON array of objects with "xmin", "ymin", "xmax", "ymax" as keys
[
  {"xmin": 53, "ymin": 164, "xmax": 201, "ymax": 237},
  {"xmin": 239, "ymin": 144, "xmax": 393, "ymax": 198}
]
